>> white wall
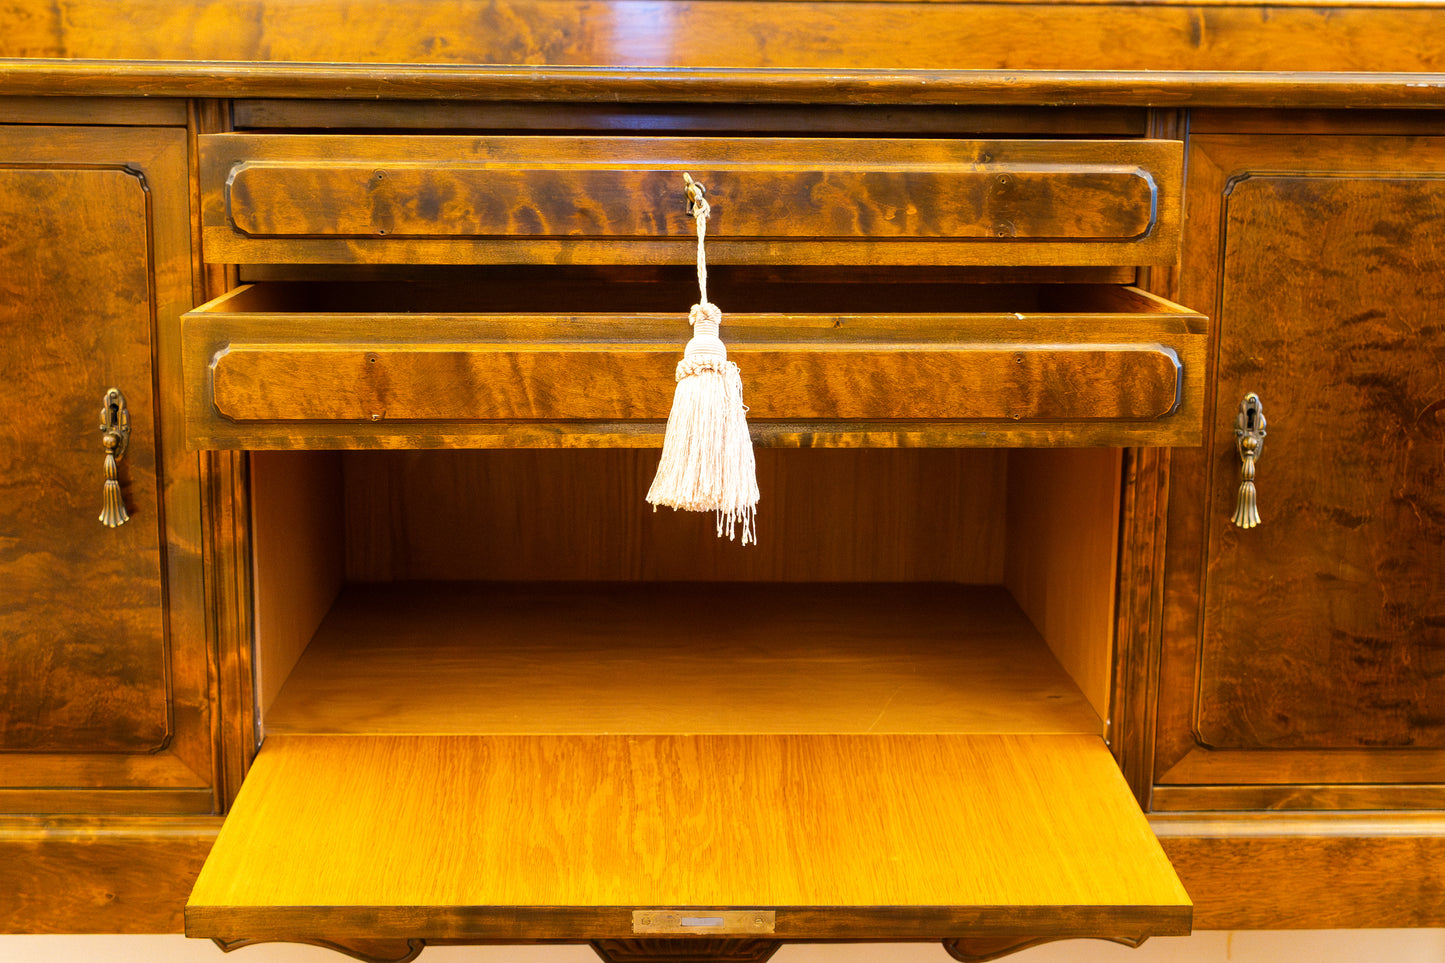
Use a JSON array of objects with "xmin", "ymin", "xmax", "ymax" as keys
[{"xmin": 5, "ymin": 933, "xmax": 1445, "ymax": 963}]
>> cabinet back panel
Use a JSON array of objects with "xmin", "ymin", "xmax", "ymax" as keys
[{"xmin": 342, "ymin": 448, "xmax": 1007, "ymax": 583}]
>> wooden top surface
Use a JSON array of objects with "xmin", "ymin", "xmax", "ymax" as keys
[
  {"xmin": 5, "ymin": 61, "xmax": 1445, "ymax": 109},
  {"xmin": 264, "ymin": 583, "xmax": 1101, "ymax": 736},
  {"xmin": 5, "ymin": 0, "xmax": 1445, "ymax": 96},
  {"xmin": 186, "ymin": 731, "xmax": 1191, "ymax": 940}
]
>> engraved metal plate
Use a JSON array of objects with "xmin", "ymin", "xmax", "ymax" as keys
[{"xmin": 633, "ymin": 910, "xmax": 776, "ymax": 935}]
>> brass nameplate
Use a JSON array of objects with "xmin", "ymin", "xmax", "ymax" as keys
[{"xmin": 633, "ymin": 910, "xmax": 776, "ymax": 935}]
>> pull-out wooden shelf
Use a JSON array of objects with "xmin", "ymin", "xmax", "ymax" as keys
[
  {"xmin": 181, "ymin": 282, "xmax": 1206, "ymax": 449},
  {"xmin": 185, "ymin": 584, "xmax": 1191, "ymax": 947}
]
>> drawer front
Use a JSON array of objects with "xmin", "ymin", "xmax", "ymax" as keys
[
  {"xmin": 209, "ymin": 343, "xmax": 1180, "ymax": 424},
  {"xmin": 182, "ymin": 284, "xmax": 1206, "ymax": 449},
  {"xmin": 199, "ymin": 134, "xmax": 1182, "ymax": 266}
]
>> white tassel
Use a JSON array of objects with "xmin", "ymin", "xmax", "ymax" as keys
[
  {"xmin": 645, "ymin": 175, "xmax": 760, "ymax": 545},
  {"xmin": 646, "ymin": 303, "xmax": 759, "ymax": 544}
]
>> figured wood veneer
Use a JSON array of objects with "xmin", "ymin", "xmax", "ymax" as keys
[
  {"xmin": 185, "ymin": 732, "xmax": 1190, "ymax": 941},
  {"xmin": 224, "ymin": 164, "xmax": 1157, "ymax": 241},
  {"xmin": 9, "ymin": 1, "xmax": 1445, "ymax": 75},
  {"xmin": 1155, "ymin": 132, "xmax": 1445, "ymax": 806},
  {"xmin": 199, "ymin": 134, "xmax": 1181, "ymax": 267},
  {"xmin": 211, "ymin": 343, "xmax": 1181, "ymax": 423},
  {"xmin": 0, "ymin": 124, "xmax": 215, "ymax": 814}
]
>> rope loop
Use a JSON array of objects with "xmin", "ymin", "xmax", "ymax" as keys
[{"xmin": 683, "ymin": 173, "xmax": 711, "ymax": 307}]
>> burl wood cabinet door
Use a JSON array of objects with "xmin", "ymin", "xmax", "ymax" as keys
[
  {"xmin": 0, "ymin": 125, "xmax": 214, "ymax": 814},
  {"xmin": 1152, "ymin": 129, "xmax": 1445, "ymax": 811}
]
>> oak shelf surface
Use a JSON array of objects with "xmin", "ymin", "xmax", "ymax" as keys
[{"xmin": 263, "ymin": 582, "xmax": 1102, "ymax": 737}]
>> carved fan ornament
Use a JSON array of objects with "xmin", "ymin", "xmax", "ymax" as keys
[{"xmin": 592, "ymin": 938, "xmax": 783, "ymax": 963}]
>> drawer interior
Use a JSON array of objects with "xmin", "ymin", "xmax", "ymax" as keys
[{"xmin": 248, "ymin": 446, "xmax": 1126, "ymax": 732}]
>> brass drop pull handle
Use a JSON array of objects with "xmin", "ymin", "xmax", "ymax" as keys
[
  {"xmin": 1231, "ymin": 392, "xmax": 1266, "ymax": 529},
  {"xmin": 99, "ymin": 387, "xmax": 131, "ymax": 528}
]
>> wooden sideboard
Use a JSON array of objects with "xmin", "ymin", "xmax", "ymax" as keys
[{"xmin": 2, "ymin": 1, "xmax": 1443, "ymax": 956}]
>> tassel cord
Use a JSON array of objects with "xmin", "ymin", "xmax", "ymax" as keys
[
  {"xmin": 686, "ymin": 174, "xmax": 711, "ymax": 313},
  {"xmin": 646, "ymin": 173, "xmax": 760, "ymax": 544}
]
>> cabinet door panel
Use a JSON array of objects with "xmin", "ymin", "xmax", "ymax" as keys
[
  {"xmin": 0, "ymin": 126, "xmax": 213, "ymax": 812},
  {"xmin": 1155, "ymin": 133, "xmax": 1445, "ymax": 810},
  {"xmin": 0, "ymin": 165, "xmax": 169, "ymax": 753},
  {"xmin": 1199, "ymin": 173, "xmax": 1445, "ymax": 752}
]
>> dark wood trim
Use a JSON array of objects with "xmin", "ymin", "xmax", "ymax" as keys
[
  {"xmin": 6, "ymin": 62, "xmax": 1445, "ymax": 108},
  {"xmin": 591, "ymin": 940, "xmax": 782, "ymax": 963},
  {"xmin": 0, "ymin": 817, "xmax": 219, "ymax": 934},
  {"xmin": 945, "ymin": 935, "xmax": 1146, "ymax": 962},
  {"xmin": 1154, "ymin": 814, "xmax": 1445, "ymax": 928},
  {"xmin": 0, "ymin": 96, "xmax": 187, "ymax": 125},
  {"xmin": 213, "ymin": 937, "xmax": 425, "ymax": 962},
  {"xmin": 203, "ymin": 450, "xmax": 256, "ymax": 811}
]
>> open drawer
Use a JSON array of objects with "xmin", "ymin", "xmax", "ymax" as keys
[
  {"xmin": 185, "ymin": 582, "xmax": 1191, "ymax": 952},
  {"xmin": 199, "ymin": 133, "xmax": 1182, "ymax": 267},
  {"xmin": 181, "ymin": 281, "xmax": 1206, "ymax": 449}
]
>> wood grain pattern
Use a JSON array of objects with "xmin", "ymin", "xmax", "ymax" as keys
[
  {"xmin": 341, "ymin": 449, "xmax": 1007, "ymax": 584},
  {"xmin": 1154, "ymin": 813, "xmax": 1445, "ymax": 928},
  {"xmin": 0, "ymin": 96, "xmax": 186, "ymax": 126},
  {"xmin": 185, "ymin": 732, "xmax": 1189, "ymax": 940},
  {"xmin": 0, "ymin": 162, "xmax": 167, "ymax": 752},
  {"xmin": 1110, "ymin": 446, "xmax": 1171, "ymax": 808},
  {"xmin": 1005, "ymin": 449, "xmax": 1123, "ymax": 728},
  {"xmin": 183, "ymin": 283, "xmax": 1206, "ymax": 449},
  {"xmin": 0, "ymin": 125, "xmax": 213, "ymax": 814},
  {"xmin": 232, "ymin": 100, "xmax": 1150, "ymax": 137},
  {"xmin": 1155, "ymin": 131, "xmax": 1445, "ymax": 803},
  {"xmin": 224, "ymin": 163, "xmax": 1157, "ymax": 241},
  {"xmin": 263, "ymin": 583, "xmax": 1100, "ymax": 737},
  {"xmin": 213, "ymin": 937, "xmax": 425, "ymax": 962},
  {"xmin": 1198, "ymin": 171, "xmax": 1445, "ymax": 751},
  {"xmin": 1152, "ymin": 783, "xmax": 1445, "ymax": 812},
  {"xmin": 944, "ymin": 935, "xmax": 1145, "ymax": 962},
  {"xmin": 200, "ymin": 134, "xmax": 1182, "ymax": 267},
  {"xmin": 6, "ymin": 0, "xmax": 1445, "ymax": 74},
  {"xmin": 211, "ymin": 343, "xmax": 1182, "ymax": 423},
  {"xmin": 201, "ymin": 449, "xmax": 258, "ymax": 810},
  {"xmin": 8, "ymin": 61, "xmax": 1445, "ymax": 110},
  {"xmin": 0, "ymin": 816, "xmax": 219, "ymax": 934},
  {"xmin": 250, "ymin": 450, "xmax": 344, "ymax": 716}
]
